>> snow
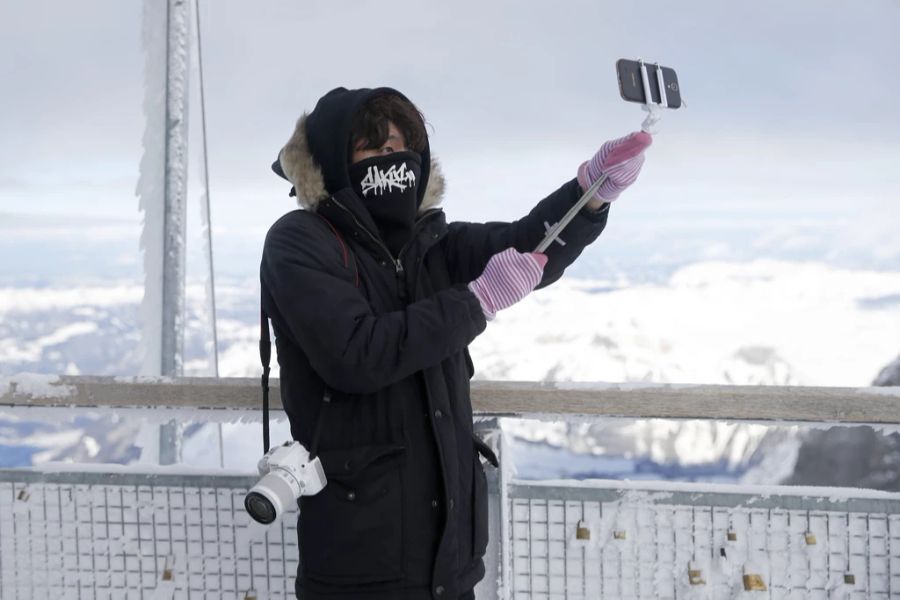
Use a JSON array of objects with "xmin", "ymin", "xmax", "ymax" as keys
[
  {"xmin": 4, "ymin": 260, "xmax": 893, "ymax": 389},
  {"xmin": 28, "ymin": 461, "xmax": 253, "ymax": 477},
  {"xmin": 0, "ymin": 373, "xmax": 74, "ymax": 399},
  {"xmin": 1, "ymin": 322, "xmax": 98, "ymax": 363},
  {"xmin": 549, "ymin": 381, "xmax": 704, "ymax": 392},
  {"xmin": 856, "ymin": 386, "xmax": 900, "ymax": 397},
  {"xmin": 514, "ymin": 476, "xmax": 900, "ymax": 503},
  {"xmin": 1, "ymin": 403, "xmax": 290, "ymax": 472},
  {"xmin": 0, "ymin": 283, "xmax": 143, "ymax": 314},
  {"xmin": 470, "ymin": 260, "xmax": 900, "ymax": 387},
  {"xmin": 112, "ymin": 374, "xmax": 176, "ymax": 384},
  {"xmin": 493, "ymin": 410, "xmax": 900, "ymax": 434},
  {"xmin": 1, "ymin": 405, "xmax": 283, "ymax": 426}
]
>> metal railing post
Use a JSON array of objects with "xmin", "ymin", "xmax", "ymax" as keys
[{"xmin": 474, "ymin": 418, "xmax": 503, "ymax": 599}]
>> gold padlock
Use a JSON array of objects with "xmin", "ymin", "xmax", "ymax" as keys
[
  {"xmin": 844, "ymin": 573, "xmax": 855, "ymax": 585},
  {"xmin": 575, "ymin": 520, "xmax": 590, "ymax": 540},
  {"xmin": 613, "ymin": 530, "xmax": 627, "ymax": 540},
  {"xmin": 727, "ymin": 530, "xmax": 737, "ymax": 542},
  {"xmin": 17, "ymin": 489, "xmax": 29, "ymax": 502},
  {"xmin": 161, "ymin": 555, "xmax": 174, "ymax": 581},
  {"xmin": 804, "ymin": 532, "xmax": 817, "ymax": 545},
  {"xmin": 688, "ymin": 568, "xmax": 705, "ymax": 585},
  {"xmin": 244, "ymin": 591, "xmax": 258, "ymax": 600},
  {"xmin": 743, "ymin": 574, "xmax": 767, "ymax": 591}
]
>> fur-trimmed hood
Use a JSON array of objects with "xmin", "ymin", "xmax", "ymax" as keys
[{"xmin": 272, "ymin": 87, "xmax": 445, "ymax": 215}]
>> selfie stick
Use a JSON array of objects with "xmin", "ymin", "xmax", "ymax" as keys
[
  {"xmin": 534, "ymin": 173, "xmax": 608, "ymax": 253},
  {"xmin": 535, "ymin": 58, "xmax": 670, "ymax": 253}
]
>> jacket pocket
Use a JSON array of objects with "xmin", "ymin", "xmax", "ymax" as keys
[
  {"xmin": 298, "ymin": 444, "xmax": 406, "ymax": 584},
  {"xmin": 471, "ymin": 448, "xmax": 490, "ymax": 559}
]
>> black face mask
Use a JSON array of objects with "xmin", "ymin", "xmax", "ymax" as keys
[{"xmin": 349, "ymin": 151, "xmax": 422, "ymax": 256}]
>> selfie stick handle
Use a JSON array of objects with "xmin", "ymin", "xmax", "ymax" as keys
[{"xmin": 534, "ymin": 173, "xmax": 608, "ymax": 253}]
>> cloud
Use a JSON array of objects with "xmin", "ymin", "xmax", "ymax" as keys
[{"xmin": 1, "ymin": 0, "xmax": 898, "ymax": 270}]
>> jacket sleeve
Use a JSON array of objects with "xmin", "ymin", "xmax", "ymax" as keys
[
  {"xmin": 260, "ymin": 214, "xmax": 487, "ymax": 395},
  {"xmin": 442, "ymin": 178, "xmax": 608, "ymax": 289}
]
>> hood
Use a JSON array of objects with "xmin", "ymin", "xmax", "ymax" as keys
[{"xmin": 272, "ymin": 86, "xmax": 445, "ymax": 215}]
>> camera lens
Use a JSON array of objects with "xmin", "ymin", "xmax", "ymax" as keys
[
  {"xmin": 245, "ymin": 468, "xmax": 302, "ymax": 524},
  {"xmin": 245, "ymin": 491, "xmax": 277, "ymax": 524}
]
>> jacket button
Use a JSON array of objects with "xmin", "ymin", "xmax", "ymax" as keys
[
  {"xmin": 431, "ymin": 499, "xmax": 439, "ymax": 508},
  {"xmin": 434, "ymin": 409, "xmax": 442, "ymax": 418},
  {"xmin": 432, "ymin": 233, "xmax": 439, "ymax": 239},
  {"xmin": 435, "ymin": 585, "xmax": 444, "ymax": 596},
  {"xmin": 346, "ymin": 491, "xmax": 356, "ymax": 501},
  {"xmin": 344, "ymin": 460, "xmax": 352, "ymax": 471},
  {"xmin": 449, "ymin": 498, "xmax": 454, "ymax": 510}
]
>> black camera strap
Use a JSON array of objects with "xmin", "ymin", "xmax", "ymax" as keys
[
  {"xmin": 259, "ymin": 308, "xmax": 330, "ymax": 459},
  {"xmin": 260, "ymin": 307, "xmax": 272, "ymax": 455},
  {"xmin": 308, "ymin": 389, "xmax": 330, "ymax": 460}
]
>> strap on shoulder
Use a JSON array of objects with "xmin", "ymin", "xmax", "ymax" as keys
[
  {"xmin": 259, "ymin": 210, "xmax": 358, "ymax": 454},
  {"xmin": 316, "ymin": 213, "xmax": 359, "ymax": 288}
]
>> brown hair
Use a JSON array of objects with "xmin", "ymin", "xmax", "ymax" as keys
[{"xmin": 348, "ymin": 93, "xmax": 428, "ymax": 156}]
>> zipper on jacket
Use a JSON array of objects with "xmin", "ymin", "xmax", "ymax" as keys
[
  {"xmin": 330, "ymin": 196, "xmax": 441, "ymax": 300},
  {"xmin": 393, "ymin": 259, "xmax": 407, "ymax": 301}
]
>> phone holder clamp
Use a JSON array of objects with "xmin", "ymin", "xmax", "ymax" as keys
[{"xmin": 638, "ymin": 58, "xmax": 666, "ymax": 134}]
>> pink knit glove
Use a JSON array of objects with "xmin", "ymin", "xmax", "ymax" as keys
[
  {"xmin": 577, "ymin": 131, "xmax": 652, "ymax": 203},
  {"xmin": 468, "ymin": 248, "xmax": 548, "ymax": 320}
]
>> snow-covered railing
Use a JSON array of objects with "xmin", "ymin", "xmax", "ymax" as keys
[{"xmin": 3, "ymin": 375, "xmax": 900, "ymax": 424}]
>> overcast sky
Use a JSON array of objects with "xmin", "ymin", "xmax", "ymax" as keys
[{"xmin": 1, "ymin": 0, "xmax": 898, "ymax": 278}]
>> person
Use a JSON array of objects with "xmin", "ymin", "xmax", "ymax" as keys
[{"xmin": 261, "ymin": 86, "xmax": 651, "ymax": 600}]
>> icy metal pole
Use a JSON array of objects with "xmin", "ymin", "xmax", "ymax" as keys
[{"xmin": 534, "ymin": 173, "xmax": 608, "ymax": 253}]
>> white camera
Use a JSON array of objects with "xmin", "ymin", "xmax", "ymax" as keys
[{"xmin": 244, "ymin": 441, "xmax": 327, "ymax": 524}]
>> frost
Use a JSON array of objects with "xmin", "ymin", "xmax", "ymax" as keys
[
  {"xmin": 857, "ymin": 386, "xmax": 900, "ymax": 397},
  {"xmin": 1, "ymin": 372, "xmax": 75, "ymax": 400},
  {"xmin": 551, "ymin": 381, "xmax": 703, "ymax": 392},
  {"xmin": 30, "ymin": 461, "xmax": 253, "ymax": 477},
  {"xmin": 137, "ymin": 0, "xmax": 168, "ymax": 377},
  {"xmin": 137, "ymin": 0, "xmax": 191, "ymax": 377},
  {"xmin": 1, "ymin": 404, "xmax": 286, "ymax": 426},
  {"xmin": 112, "ymin": 375, "xmax": 175, "ymax": 384},
  {"xmin": 515, "ymin": 476, "xmax": 900, "ymax": 502}
]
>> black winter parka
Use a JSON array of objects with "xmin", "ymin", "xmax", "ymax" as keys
[{"xmin": 260, "ymin": 87, "xmax": 609, "ymax": 600}]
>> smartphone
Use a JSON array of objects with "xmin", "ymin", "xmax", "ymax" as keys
[{"xmin": 616, "ymin": 59, "xmax": 682, "ymax": 109}]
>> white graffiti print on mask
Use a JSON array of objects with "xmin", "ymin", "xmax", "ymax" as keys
[{"xmin": 360, "ymin": 163, "xmax": 417, "ymax": 197}]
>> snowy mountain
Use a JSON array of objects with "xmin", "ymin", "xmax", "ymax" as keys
[
  {"xmin": 505, "ymin": 418, "xmax": 801, "ymax": 485},
  {"xmin": 469, "ymin": 260, "xmax": 900, "ymax": 386},
  {"xmin": 874, "ymin": 354, "xmax": 900, "ymax": 386},
  {"xmin": 783, "ymin": 352, "xmax": 900, "ymax": 491}
]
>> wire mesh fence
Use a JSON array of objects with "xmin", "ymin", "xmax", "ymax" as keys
[
  {"xmin": 506, "ymin": 482, "xmax": 900, "ymax": 599},
  {"xmin": 0, "ymin": 470, "xmax": 297, "ymax": 600},
  {"xmin": 4, "ymin": 470, "xmax": 900, "ymax": 599}
]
